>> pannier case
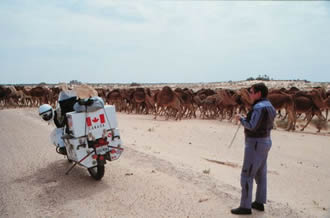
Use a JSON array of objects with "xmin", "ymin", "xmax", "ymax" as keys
[
  {"xmin": 64, "ymin": 105, "xmax": 122, "ymax": 167},
  {"xmin": 66, "ymin": 105, "xmax": 118, "ymax": 138}
]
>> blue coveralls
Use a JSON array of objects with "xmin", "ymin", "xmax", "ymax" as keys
[{"xmin": 238, "ymin": 98, "xmax": 276, "ymax": 209}]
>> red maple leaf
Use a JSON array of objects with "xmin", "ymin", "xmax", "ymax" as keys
[{"xmin": 92, "ymin": 117, "xmax": 99, "ymax": 123}]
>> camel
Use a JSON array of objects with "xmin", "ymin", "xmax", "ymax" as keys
[
  {"xmin": 311, "ymin": 87, "xmax": 330, "ymax": 120},
  {"xmin": 217, "ymin": 89, "xmax": 239, "ymax": 120},
  {"xmin": 154, "ymin": 86, "xmax": 182, "ymax": 120},
  {"xmin": 238, "ymin": 88, "xmax": 254, "ymax": 114},
  {"xmin": 49, "ymin": 86, "xmax": 62, "ymax": 107},
  {"xmin": 267, "ymin": 93, "xmax": 296, "ymax": 130},
  {"xmin": 120, "ymin": 88, "xmax": 135, "ymax": 113},
  {"xmin": 324, "ymin": 97, "xmax": 330, "ymax": 121},
  {"xmin": 192, "ymin": 94, "xmax": 203, "ymax": 117},
  {"xmin": 30, "ymin": 86, "xmax": 51, "ymax": 106},
  {"xmin": 174, "ymin": 88, "xmax": 196, "ymax": 118},
  {"xmin": 199, "ymin": 94, "xmax": 222, "ymax": 119},
  {"xmin": 0, "ymin": 85, "xmax": 12, "ymax": 108},
  {"xmin": 95, "ymin": 87, "xmax": 107, "ymax": 102},
  {"xmin": 106, "ymin": 89, "xmax": 123, "ymax": 112},
  {"xmin": 196, "ymin": 88, "xmax": 216, "ymax": 99},
  {"xmin": 144, "ymin": 88, "xmax": 156, "ymax": 115},
  {"xmin": 293, "ymin": 91, "xmax": 326, "ymax": 131},
  {"xmin": 0, "ymin": 86, "xmax": 24, "ymax": 108},
  {"xmin": 131, "ymin": 88, "xmax": 146, "ymax": 114},
  {"xmin": 14, "ymin": 86, "xmax": 34, "ymax": 107}
]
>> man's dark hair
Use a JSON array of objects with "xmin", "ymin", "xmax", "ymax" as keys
[{"xmin": 252, "ymin": 82, "xmax": 268, "ymax": 98}]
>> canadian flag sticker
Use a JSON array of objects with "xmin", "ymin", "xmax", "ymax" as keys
[
  {"xmin": 100, "ymin": 114, "xmax": 105, "ymax": 123},
  {"xmin": 86, "ymin": 117, "xmax": 92, "ymax": 127},
  {"xmin": 86, "ymin": 114, "xmax": 105, "ymax": 127}
]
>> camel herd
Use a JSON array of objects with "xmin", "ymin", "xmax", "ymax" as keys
[{"xmin": 1, "ymin": 84, "xmax": 329, "ymax": 132}]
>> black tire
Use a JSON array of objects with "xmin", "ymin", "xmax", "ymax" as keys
[{"xmin": 88, "ymin": 165, "xmax": 105, "ymax": 180}]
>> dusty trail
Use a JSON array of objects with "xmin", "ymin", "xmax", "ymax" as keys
[{"xmin": 1, "ymin": 108, "xmax": 329, "ymax": 217}]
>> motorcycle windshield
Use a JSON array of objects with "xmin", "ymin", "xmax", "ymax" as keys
[{"xmin": 59, "ymin": 90, "xmax": 77, "ymax": 101}]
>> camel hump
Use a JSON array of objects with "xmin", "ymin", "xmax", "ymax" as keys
[
  {"xmin": 161, "ymin": 86, "xmax": 174, "ymax": 96},
  {"xmin": 159, "ymin": 86, "xmax": 175, "ymax": 103},
  {"xmin": 294, "ymin": 91, "xmax": 312, "ymax": 99},
  {"xmin": 134, "ymin": 88, "xmax": 146, "ymax": 102},
  {"xmin": 289, "ymin": 86, "xmax": 300, "ymax": 92}
]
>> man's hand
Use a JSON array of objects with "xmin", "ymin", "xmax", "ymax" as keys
[{"xmin": 235, "ymin": 114, "xmax": 243, "ymax": 122}]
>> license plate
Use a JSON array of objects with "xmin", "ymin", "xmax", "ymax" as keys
[{"xmin": 96, "ymin": 146, "xmax": 109, "ymax": 155}]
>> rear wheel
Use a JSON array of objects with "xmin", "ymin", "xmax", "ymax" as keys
[{"xmin": 88, "ymin": 165, "xmax": 105, "ymax": 180}]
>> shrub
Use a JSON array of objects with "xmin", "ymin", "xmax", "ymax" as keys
[
  {"xmin": 130, "ymin": 82, "xmax": 140, "ymax": 86},
  {"xmin": 246, "ymin": 77, "xmax": 255, "ymax": 81}
]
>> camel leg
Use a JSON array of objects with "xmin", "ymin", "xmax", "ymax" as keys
[
  {"xmin": 200, "ymin": 108, "xmax": 205, "ymax": 119},
  {"xmin": 286, "ymin": 110, "xmax": 296, "ymax": 131},
  {"xmin": 281, "ymin": 111, "xmax": 288, "ymax": 121},
  {"xmin": 300, "ymin": 114, "xmax": 313, "ymax": 131},
  {"xmin": 154, "ymin": 105, "xmax": 160, "ymax": 120},
  {"xmin": 176, "ymin": 105, "xmax": 183, "ymax": 120},
  {"xmin": 182, "ymin": 106, "xmax": 188, "ymax": 118},
  {"xmin": 165, "ymin": 109, "xmax": 170, "ymax": 120}
]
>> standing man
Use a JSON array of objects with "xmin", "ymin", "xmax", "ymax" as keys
[{"xmin": 231, "ymin": 83, "xmax": 276, "ymax": 215}]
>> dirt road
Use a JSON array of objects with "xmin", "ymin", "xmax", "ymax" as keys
[{"xmin": 1, "ymin": 108, "xmax": 329, "ymax": 217}]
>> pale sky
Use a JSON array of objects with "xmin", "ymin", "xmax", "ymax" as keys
[{"xmin": 1, "ymin": 0, "xmax": 330, "ymax": 84}]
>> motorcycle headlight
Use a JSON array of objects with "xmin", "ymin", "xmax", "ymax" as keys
[
  {"xmin": 41, "ymin": 111, "xmax": 53, "ymax": 121},
  {"xmin": 39, "ymin": 104, "xmax": 53, "ymax": 121}
]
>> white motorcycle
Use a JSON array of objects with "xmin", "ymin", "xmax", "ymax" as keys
[{"xmin": 39, "ymin": 94, "xmax": 123, "ymax": 180}]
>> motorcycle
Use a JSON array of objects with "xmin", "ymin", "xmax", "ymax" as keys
[{"xmin": 39, "ymin": 93, "xmax": 123, "ymax": 180}]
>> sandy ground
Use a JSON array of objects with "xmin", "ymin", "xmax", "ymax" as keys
[{"xmin": 0, "ymin": 108, "xmax": 330, "ymax": 218}]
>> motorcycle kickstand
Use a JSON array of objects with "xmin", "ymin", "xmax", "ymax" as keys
[{"xmin": 65, "ymin": 151, "xmax": 95, "ymax": 175}]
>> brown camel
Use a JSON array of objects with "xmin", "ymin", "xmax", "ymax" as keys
[
  {"xmin": 30, "ymin": 86, "xmax": 51, "ymax": 106},
  {"xmin": 144, "ymin": 88, "xmax": 156, "ymax": 115},
  {"xmin": 106, "ymin": 89, "xmax": 123, "ymax": 111},
  {"xmin": 268, "ymin": 93, "xmax": 296, "ymax": 131},
  {"xmin": 132, "ymin": 88, "xmax": 146, "ymax": 114},
  {"xmin": 175, "ymin": 88, "xmax": 196, "ymax": 118},
  {"xmin": 293, "ymin": 92, "xmax": 326, "ymax": 131},
  {"xmin": 154, "ymin": 86, "xmax": 182, "ymax": 120},
  {"xmin": 217, "ymin": 89, "xmax": 239, "ymax": 120}
]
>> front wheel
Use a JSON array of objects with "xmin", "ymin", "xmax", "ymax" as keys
[{"xmin": 88, "ymin": 165, "xmax": 105, "ymax": 180}]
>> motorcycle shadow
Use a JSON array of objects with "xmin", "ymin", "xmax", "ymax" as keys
[{"xmin": 13, "ymin": 159, "xmax": 110, "ymax": 206}]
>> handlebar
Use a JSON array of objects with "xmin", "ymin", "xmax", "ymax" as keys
[{"xmin": 78, "ymin": 98, "xmax": 94, "ymax": 106}]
